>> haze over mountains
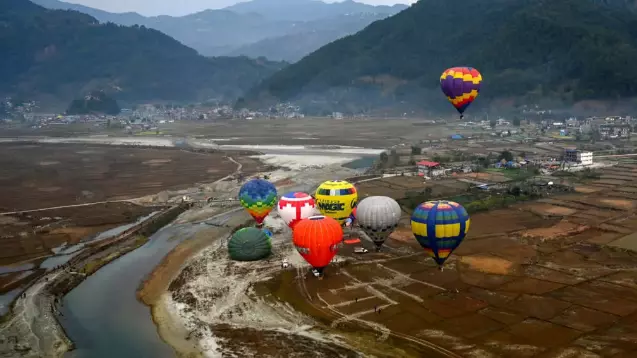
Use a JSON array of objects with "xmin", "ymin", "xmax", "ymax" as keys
[
  {"xmin": 244, "ymin": 0, "xmax": 637, "ymax": 114},
  {"xmin": 31, "ymin": 0, "xmax": 407, "ymax": 62},
  {"xmin": 0, "ymin": 0, "xmax": 284, "ymax": 106}
]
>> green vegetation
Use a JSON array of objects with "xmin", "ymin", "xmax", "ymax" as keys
[
  {"xmin": 67, "ymin": 91, "xmax": 120, "ymax": 115},
  {"xmin": 553, "ymin": 168, "xmax": 602, "ymax": 180},
  {"xmin": 244, "ymin": 0, "xmax": 637, "ymax": 113},
  {"xmin": 0, "ymin": 0, "xmax": 285, "ymax": 105}
]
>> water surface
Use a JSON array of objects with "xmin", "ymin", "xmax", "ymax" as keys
[{"xmin": 60, "ymin": 224, "xmax": 203, "ymax": 358}]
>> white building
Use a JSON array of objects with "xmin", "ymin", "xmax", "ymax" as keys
[{"xmin": 565, "ymin": 149, "xmax": 593, "ymax": 166}]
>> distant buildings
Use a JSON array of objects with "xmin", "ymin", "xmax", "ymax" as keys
[
  {"xmin": 417, "ymin": 161, "xmax": 440, "ymax": 176},
  {"xmin": 598, "ymin": 124, "xmax": 631, "ymax": 139},
  {"xmin": 564, "ymin": 149, "xmax": 593, "ymax": 166}
]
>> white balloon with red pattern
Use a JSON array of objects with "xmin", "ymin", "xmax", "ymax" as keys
[{"xmin": 277, "ymin": 192, "xmax": 317, "ymax": 229}]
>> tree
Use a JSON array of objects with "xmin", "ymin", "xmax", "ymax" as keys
[
  {"xmin": 411, "ymin": 146, "xmax": 422, "ymax": 155},
  {"xmin": 66, "ymin": 91, "xmax": 120, "ymax": 115},
  {"xmin": 490, "ymin": 119, "xmax": 497, "ymax": 129},
  {"xmin": 379, "ymin": 152, "xmax": 389, "ymax": 164},
  {"xmin": 513, "ymin": 117, "xmax": 521, "ymax": 126},
  {"xmin": 499, "ymin": 150, "xmax": 514, "ymax": 162}
]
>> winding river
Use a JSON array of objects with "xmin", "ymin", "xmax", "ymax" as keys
[
  {"xmin": 59, "ymin": 223, "xmax": 204, "ymax": 358},
  {"xmin": 55, "ymin": 153, "xmax": 372, "ymax": 358}
]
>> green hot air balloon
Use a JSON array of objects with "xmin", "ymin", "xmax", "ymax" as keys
[{"xmin": 228, "ymin": 227, "xmax": 272, "ymax": 261}]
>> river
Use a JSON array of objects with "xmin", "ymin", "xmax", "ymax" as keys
[
  {"xmin": 56, "ymin": 158, "xmax": 370, "ymax": 358},
  {"xmin": 59, "ymin": 223, "xmax": 204, "ymax": 358}
]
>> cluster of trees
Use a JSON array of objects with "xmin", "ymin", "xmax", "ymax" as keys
[
  {"xmin": 0, "ymin": 0, "xmax": 285, "ymax": 105},
  {"xmin": 245, "ymin": 0, "xmax": 637, "ymax": 113},
  {"xmin": 66, "ymin": 91, "xmax": 120, "ymax": 115}
]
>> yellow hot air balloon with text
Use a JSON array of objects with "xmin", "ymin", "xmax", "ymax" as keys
[{"xmin": 314, "ymin": 180, "xmax": 357, "ymax": 225}]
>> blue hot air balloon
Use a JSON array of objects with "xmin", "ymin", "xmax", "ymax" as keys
[{"xmin": 410, "ymin": 200, "xmax": 470, "ymax": 269}]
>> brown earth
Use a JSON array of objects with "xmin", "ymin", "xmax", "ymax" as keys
[
  {"xmin": 0, "ymin": 202, "xmax": 157, "ymax": 292},
  {"xmin": 0, "ymin": 143, "xmax": 265, "ymax": 294},
  {"xmin": 0, "ymin": 143, "xmax": 261, "ymax": 211},
  {"xmin": 0, "ymin": 202, "xmax": 156, "ymax": 266},
  {"xmin": 258, "ymin": 173, "xmax": 637, "ymax": 357}
]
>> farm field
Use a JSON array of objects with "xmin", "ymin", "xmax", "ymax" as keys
[
  {"xmin": 0, "ymin": 202, "xmax": 156, "ymax": 294},
  {"xmin": 0, "ymin": 143, "xmax": 265, "ymax": 211},
  {"xmin": 261, "ymin": 163, "xmax": 637, "ymax": 357},
  {"xmin": 0, "ymin": 143, "xmax": 267, "ymax": 296}
]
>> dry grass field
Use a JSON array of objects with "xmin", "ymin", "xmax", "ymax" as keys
[{"xmin": 0, "ymin": 143, "xmax": 266, "ymax": 211}]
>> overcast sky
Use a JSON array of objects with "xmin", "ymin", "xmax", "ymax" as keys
[{"xmin": 63, "ymin": 0, "xmax": 414, "ymax": 17}]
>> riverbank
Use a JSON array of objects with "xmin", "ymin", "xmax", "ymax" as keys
[
  {"xmin": 142, "ymin": 158, "xmax": 363, "ymax": 357},
  {"xmin": 0, "ymin": 203, "xmax": 189, "ymax": 358}
]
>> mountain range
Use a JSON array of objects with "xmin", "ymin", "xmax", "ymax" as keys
[
  {"xmin": 31, "ymin": 0, "xmax": 408, "ymax": 62},
  {"xmin": 0, "ymin": 0, "xmax": 285, "ymax": 107},
  {"xmin": 244, "ymin": 0, "xmax": 637, "ymax": 114}
]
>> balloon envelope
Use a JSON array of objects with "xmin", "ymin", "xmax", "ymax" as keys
[
  {"xmin": 411, "ymin": 200, "xmax": 470, "ymax": 267},
  {"xmin": 238, "ymin": 179, "xmax": 277, "ymax": 224},
  {"xmin": 349, "ymin": 207, "xmax": 357, "ymax": 222},
  {"xmin": 356, "ymin": 196, "xmax": 402, "ymax": 250},
  {"xmin": 228, "ymin": 227, "xmax": 272, "ymax": 261},
  {"xmin": 440, "ymin": 67, "xmax": 482, "ymax": 115},
  {"xmin": 277, "ymin": 191, "xmax": 316, "ymax": 229},
  {"xmin": 293, "ymin": 215, "xmax": 343, "ymax": 271},
  {"xmin": 314, "ymin": 180, "xmax": 357, "ymax": 225}
]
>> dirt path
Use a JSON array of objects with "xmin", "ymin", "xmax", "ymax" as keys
[{"xmin": 0, "ymin": 199, "xmax": 133, "ymax": 215}]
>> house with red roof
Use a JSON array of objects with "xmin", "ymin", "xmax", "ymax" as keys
[{"xmin": 416, "ymin": 160, "xmax": 440, "ymax": 176}]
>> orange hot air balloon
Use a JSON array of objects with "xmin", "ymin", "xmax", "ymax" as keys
[{"xmin": 293, "ymin": 215, "xmax": 343, "ymax": 278}]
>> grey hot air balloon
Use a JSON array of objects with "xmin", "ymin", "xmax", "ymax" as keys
[
  {"xmin": 356, "ymin": 196, "xmax": 402, "ymax": 251},
  {"xmin": 228, "ymin": 227, "xmax": 272, "ymax": 261}
]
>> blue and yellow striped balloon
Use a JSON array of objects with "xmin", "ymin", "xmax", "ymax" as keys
[{"xmin": 411, "ymin": 200, "xmax": 470, "ymax": 268}]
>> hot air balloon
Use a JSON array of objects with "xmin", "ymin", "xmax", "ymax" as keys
[
  {"xmin": 228, "ymin": 227, "xmax": 272, "ymax": 261},
  {"xmin": 356, "ymin": 196, "xmax": 402, "ymax": 252},
  {"xmin": 440, "ymin": 67, "xmax": 482, "ymax": 119},
  {"xmin": 293, "ymin": 215, "xmax": 343, "ymax": 279},
  {"xmin": 314, "ymin": 180, "xmax": 357, "ymax": 225},
  {"xmin": 238, "ymin": 179, "xmax": 277, "ymax": 225},
  {"xmin": 277, "ymin": 192, "xmax": 317, "ymax": 229},
  {"xmin": 411, "ymin": 200, "xmax": 470, "ymax": 270}
]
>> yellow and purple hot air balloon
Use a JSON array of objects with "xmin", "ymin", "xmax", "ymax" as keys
[
  {"xmin": 411, "ymin": 200, "xmax": 470, "ymax": 270},
  {"xmin": 440, "ymin": 67, "xmax": 482, "ymax": 119},
  {"xmin": 238, "ymin": 178, "xmax": 277, "ymax": 225}
]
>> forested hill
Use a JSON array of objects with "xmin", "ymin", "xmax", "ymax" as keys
[
  {"xmin": 244, "ymin": 0, "xmax": 637, "ymax": 114},
  {"xmin": 0, "ymin": 0, "xmax": 285, "ymax": 105}
]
